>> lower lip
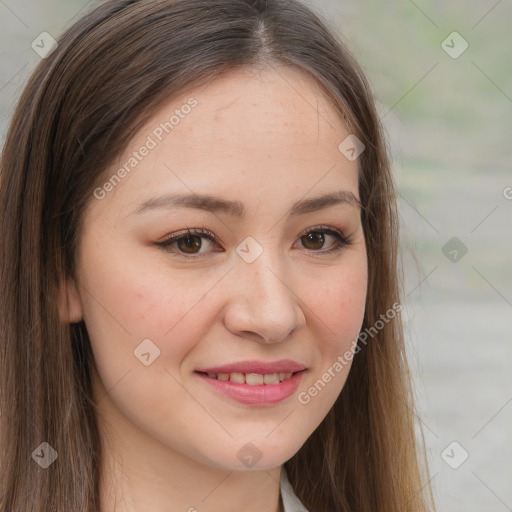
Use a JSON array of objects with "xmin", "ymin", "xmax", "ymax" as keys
[{"xmin": 196, "ymin": 371, "xmax": 306, "ymax": 405}]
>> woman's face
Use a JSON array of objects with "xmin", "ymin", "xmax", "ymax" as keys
[{"xmin": 64, "ymin": 65, "xmax": 367, "ymax": 471}]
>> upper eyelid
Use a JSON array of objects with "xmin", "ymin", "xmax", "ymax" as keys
[{"xmin": 159, "ymin": 225, "xmax": 346, "ymax": 242}]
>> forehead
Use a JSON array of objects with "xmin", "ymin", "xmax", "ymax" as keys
[
  {"xmin": 173, "ymin": 65, "xmax": 349, "ymax": 153},
  {"xmin": 89, "ymin": 65, "xmax": 359, "ymax": 220}
]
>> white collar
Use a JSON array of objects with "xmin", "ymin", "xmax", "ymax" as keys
[{"xmin": 279, "ymin": 467, "xmax": 310, "ymax": 512}]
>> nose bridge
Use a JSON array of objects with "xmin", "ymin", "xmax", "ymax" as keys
[
  {"xmin": 245, "ymin": 250, "xmax": 290, "ymax": 303},
  {"xmin": 224, "ymin": 240, "xmax": 305, "ymax": 342}
]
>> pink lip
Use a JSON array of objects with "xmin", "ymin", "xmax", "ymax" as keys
[
  {"xmin": 195, "ymin": 359, "xmax": 306, "ymax": 374},
  {"xmin": 196, "ymin": 370, "xmax": 306, "ymax": 405}
]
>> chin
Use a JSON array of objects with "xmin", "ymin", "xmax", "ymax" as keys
[{"xmin": 204, "ymin": 437, "xmax": 303, "ymax": 471}]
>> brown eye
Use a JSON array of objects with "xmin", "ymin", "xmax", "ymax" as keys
[
  {"xmin": 155, "ymin": 226, "xmax": 352, "ymax": 260},
  {"xmin": 298, "ymin": 228, "xmax": 351, "ymax": 253},
  {"xmin": 155, "ymin": 228, "xmax": 219, "ymax": 258},
  {"xmin": 176, "ymin": 234, "xmax": 203, "ymax": 254},
  {"xmin": 301, "ymin": 231, "xmax": 326, "ymax": 250}
]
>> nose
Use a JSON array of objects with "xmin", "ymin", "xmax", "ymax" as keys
[{"xmin": 222, "ymin": 248, "xmax": 306, "ymax": 344}]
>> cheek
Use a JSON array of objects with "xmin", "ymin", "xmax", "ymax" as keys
[
  {"xmin": 307, "ymin": 258, "xmax": 367, "ymax": 349},
  {"xmin": 80, "ymin": 243, "xmax": 214, "ymax": 338},
  {"xmin": 294, "ymin": 256, "xmax": 367, "ymax": 413},
  {"xmin": 77, "ymin": 244, "xmax": 224, "ymax": 398},
  {"xmin": 78, "ymin": 252, "xmax": 220, "ymax": 432}
]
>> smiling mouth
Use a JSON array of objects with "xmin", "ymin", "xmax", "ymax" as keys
[{"xmin": 195, "ymin": 370, "xmax": 302, "ymax": 385}]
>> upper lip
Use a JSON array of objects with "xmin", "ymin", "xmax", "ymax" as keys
[{"xmin": 195, "ymin": 359, "xmax": 306, "ymax": 374}]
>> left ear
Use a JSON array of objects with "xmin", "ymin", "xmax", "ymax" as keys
[{"xmin": 58, "ymin": 276, "xmax": 83, "ymax": 324}]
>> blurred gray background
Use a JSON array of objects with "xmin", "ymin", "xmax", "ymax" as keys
[{"xmin": 1, "ymin": 1, "xmax": 511, "ymax": 510}]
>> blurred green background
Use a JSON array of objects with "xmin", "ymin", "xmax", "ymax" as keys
[{"xmin": 1, "ymin": 1, "xmax": 511, "ymax": 510}]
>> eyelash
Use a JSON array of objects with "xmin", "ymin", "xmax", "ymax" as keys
[{"xmin": 154, "ymin": 225, "xmax": 353, "ymax": 259}]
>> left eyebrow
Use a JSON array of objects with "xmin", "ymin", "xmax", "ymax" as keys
[{"xmin": 130, "ymin": 190, "xmax": 362, "ymax": 218}]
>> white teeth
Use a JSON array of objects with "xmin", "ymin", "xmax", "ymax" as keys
[
  {"xmin": 263, "ymin": 373, "xmax": 280, "ymax": 385},
  {"xmin": 230, "ymin": 372, "xmax": 245, "ymax": 384},
  {"xmin": 205, "ymin": 371, "xmax": 294, "ymax": 384},
  {"xmin": 246, "ymin": 373, "xmax": 264, "ymax": 385}
]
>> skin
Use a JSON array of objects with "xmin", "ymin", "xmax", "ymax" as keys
[{"xmin": 59, "ymin": 64, "xmax": 368, "ymax": 512}]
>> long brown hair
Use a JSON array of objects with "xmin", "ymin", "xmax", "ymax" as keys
[{"xmin": 0, "ymin": 0, "xmax": 435, "ymax": 510}]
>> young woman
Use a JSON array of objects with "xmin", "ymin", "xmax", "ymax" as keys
[{"xmin": 0, "ymin": 0, "xmax": 435, "ymax": 510}]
